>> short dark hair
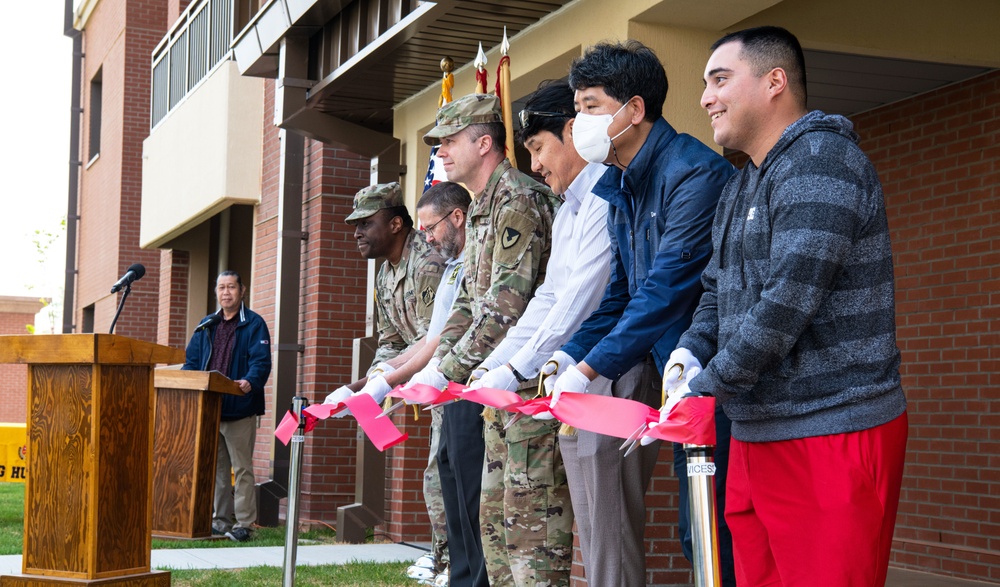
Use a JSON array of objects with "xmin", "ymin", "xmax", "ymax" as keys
[
  {"xmin": 517, "ymin": 80, "xmax": 575, "ymax": 144},
  {"xmin": 569, "ymin": 40, "xmax": 668, "ymax": 121},
  {"xmin": 466, "ymin": 121, "xmax": 507, "ymax": 156},
  {"xmin": 383, "ymin": 205, "xmax": 414, "ymax": 229},
  {"xmin": 217, "ymin": 270, "xmax": 242, "ymax": 287},
  {"xmin": 711, "ymin": 26, "xmax": 807, "ymax": 106},
  {"xmin": 417, "ymin": 181, "xmax": 471, "ymax": 216}
]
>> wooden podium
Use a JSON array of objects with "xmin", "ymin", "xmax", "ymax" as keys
[
  {"xmin": 0, "ymin": 334, "xmax": 182, "ymax": 587},
  {"xmin": 151, "ymin": 369, "xmax": 242, "ymax": 539}
]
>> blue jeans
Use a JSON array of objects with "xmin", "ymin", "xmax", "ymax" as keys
[{"xmin": 673, "ymin": 404, "xmax": 735, "ymax": 587}]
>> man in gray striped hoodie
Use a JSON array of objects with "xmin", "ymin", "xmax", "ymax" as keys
[{"xmin": 658, "ymin": 26, "xmax": 909, "ymax": 587}]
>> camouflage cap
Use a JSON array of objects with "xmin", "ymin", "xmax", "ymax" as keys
[
  {"xmin": 346, "ymin": 182, "xmax": 404, "ymax": 223},
  {"xmin": 423, "ymin": 94, "xmax": 503, "ymax": 146}
]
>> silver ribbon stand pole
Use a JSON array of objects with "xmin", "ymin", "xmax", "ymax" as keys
[
  {"xmin": 282, "ymin": 396, "xmax": 308, "ymax": 587},
  {"xmin": 685, "ymin": 443, "xmax": 721, "ymax": 587}
]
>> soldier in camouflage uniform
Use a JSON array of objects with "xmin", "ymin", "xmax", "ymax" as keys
[
  {"xmin": 467, "ymin": 80, "xmax": 620, "ymax": 587},
  {"xmin": 324, "ymin": 182, "xmax": 445, "ymax": 405},
  {"xmin": 407, "ymin": 94, "xmax": 559, "ymax": 587}
]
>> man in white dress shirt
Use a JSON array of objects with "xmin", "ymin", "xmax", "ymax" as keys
[{"xmin": 470, "ymin": 80, "xmax": 612, "ymax": 587}]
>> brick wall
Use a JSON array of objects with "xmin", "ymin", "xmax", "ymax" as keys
[
  {"xmin": 156, "ymin": 248, "xmax": 190, "ymax": 350},
  {"xmin": 0, "ymin": 297, "xmax": 44, "ymax": 423},
  {"xmin": 75, "ymin": 0, "xmax": 165, "ymax": 340},
  {"xmin": 251, "ymin": 78, "xmax": 280, "ymax": 502},
  {"xmin": 853, "ymin": 70, "xmax": 1000, "ymax": 583},
  {"xmin": 294, "ymin": 137, "xmax": 372, "ymax": 521}
]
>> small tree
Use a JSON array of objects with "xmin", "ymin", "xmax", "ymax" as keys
[{"xmin": 25, "ymin": 218, "xmax": 65, "ymax": 335}]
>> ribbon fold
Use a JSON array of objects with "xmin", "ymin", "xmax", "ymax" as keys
[{"xmin": 274, "ymin": 393, "xmax": 409, "ymax": 451}]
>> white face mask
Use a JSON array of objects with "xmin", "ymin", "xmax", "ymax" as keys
[{"xmin": 572, "ymin": 101, "xmax": 632, "ymax": 164}]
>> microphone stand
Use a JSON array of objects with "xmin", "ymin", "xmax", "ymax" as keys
[{"xmin": 109, "ymin": 283, "xmax": 132, "ymax": 334}]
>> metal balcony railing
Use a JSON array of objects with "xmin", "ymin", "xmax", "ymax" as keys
[{"xmin": 151, "ymin": 0, "xmax": 233, "ymax": 129}]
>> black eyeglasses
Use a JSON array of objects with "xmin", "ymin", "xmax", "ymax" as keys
[
  {"xmin": 518, "ymin": 110, "xmax": 571, "ymax": 128},
  {"xmin": 423, "ymin": 209, "xmax": 457, "ymax": 232}
]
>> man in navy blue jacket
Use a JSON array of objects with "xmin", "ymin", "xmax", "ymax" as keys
[
  {"xmin": 183, "ymin": 270, "xmax": 272, "ymax": 542},
  {"xmin": 544, "ymin": 41, "xmax": 736, "ymax": 586}
]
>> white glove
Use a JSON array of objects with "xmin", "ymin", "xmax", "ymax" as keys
[
  {"xmin": 640, "ymin": 380, "xmax": 692, "ymax": 446},
  {"xmin": 663, "ymin": 348, "xmax": 702, "ymax": 397},
  {"xmin": 367, "ymin": 361, "xmax": 396, "ymax": 378},
  {"xmin": 469, "ymin": 356, "xmax": 502, "ymax": 384},
  {"xmin": 358, "ymin": 375, "xmax": 393, "ymax": 404},
  {"xmin": 407, "ymin": 359, "xmax": 448, "ymax": 392},
  {"xmin": 470, "ymin": 365, "xmax": 518, "ymax": 391},
  {"xmin": 324, "ymin": 385, "xmax": 353, "ymax": 419},
  {"xmin": 535, "ymin": 364, "xmax": 589, "ymax": 420},
  {"xmin": 540, "ymin": 350, "xmax": 577, "ymax": 395}
]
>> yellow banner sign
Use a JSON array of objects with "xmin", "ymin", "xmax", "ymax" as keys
[{"xmin": 0, "ymin": 423, "xmax": 27, "ymax": 483}]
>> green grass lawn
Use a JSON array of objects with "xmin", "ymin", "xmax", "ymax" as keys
[
  {"xmin": 167, "ymin": 562, "xmax": 413, "ymax": 586},
  {"xmin": 0, "ymin": 484, "xmax": 345, "ymax": 554},
  {"xmin": 0, "ymin": 484, "xmax": 417, "ymax": 586},
  {"xmin": 0, "ymin": 484, "xmax": 24, "ymax": 555}
]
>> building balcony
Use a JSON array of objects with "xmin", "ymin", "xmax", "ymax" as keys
[{"xmin": 140, "ymin": 0, "xmax": 264, "ymax": 249}]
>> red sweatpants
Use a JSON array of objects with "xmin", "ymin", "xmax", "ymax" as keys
[{"xmin": 726, "ymin": 412, "xmax": 908, "ymax": 587}]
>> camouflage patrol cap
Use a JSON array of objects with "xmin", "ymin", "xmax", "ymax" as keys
[
  {"xmin": 423, "ymin": 94, "xmax": 503, "ymax": 146},
  {"xmin": 346, "ymin": 182, "xmax": 404, "ymax": 223}
]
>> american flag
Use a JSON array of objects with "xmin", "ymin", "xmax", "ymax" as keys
[{"xmin": 423, "ymin": 144, "xmax": 448, "ymax": 192}]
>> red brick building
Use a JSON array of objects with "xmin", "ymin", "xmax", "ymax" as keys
[
  {"xmin": 0, "ymin": 297, "xmax": 46, "ymax": 424},
  {"xmin": 66, "ymin": 0, "xmax": 998, "ymax": 584}
]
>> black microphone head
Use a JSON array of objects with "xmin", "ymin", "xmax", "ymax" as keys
[
  {"xmin": 195, "ymin": 313, "xmax": 223, "ymax": 331},
  {"xmin": 128, "ymin": 263, "xmax": 146, "ymax": 279}
]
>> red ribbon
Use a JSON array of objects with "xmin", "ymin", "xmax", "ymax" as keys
[
  {"xmin": 275, "ymin": 393, "xmax": 409, "ymax": 451},
  {"xmin": 643, "ymin": 396, "xmax": 717, "ymax": 445},
  {"xmin": 277, "ymin": 381, "xmax": 716, "ymax": 449}
]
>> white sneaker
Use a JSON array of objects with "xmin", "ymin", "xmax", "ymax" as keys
[
  {"xmin": 432, "ymin": 570, "xmax": 449, "ymax": 587},
  {"xmin": 410, "ymin": 554, "xmax": 437, "ymax": 570},
  {"xmin": 407, "ymin": 565, "xmax": 436, "ymax": 582},
  {"xmin": 407, "ymin": 553, "xmax": 440, "ymax": 583}
]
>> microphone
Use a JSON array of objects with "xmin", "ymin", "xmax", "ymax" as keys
[
  {"xmin": 194, "ymin": 313, "xmax": 222, "ymax": 332},
  {"xmin": 110, "ymin": 263, "xmax": 146, "ymax": 293}
]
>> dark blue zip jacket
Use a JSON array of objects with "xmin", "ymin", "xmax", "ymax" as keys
[
  {"xmin": 182, "ymin": 303, "xmax": 272, "ymax": 421},
  {"xmin": 562, "ymin": 118, "xmax": 734, "ymax": 378}
]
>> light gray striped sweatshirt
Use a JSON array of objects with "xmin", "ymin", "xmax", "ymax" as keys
[{"xmin": 681, "ymin": 111, "xmax": 907, "ymax": 442}]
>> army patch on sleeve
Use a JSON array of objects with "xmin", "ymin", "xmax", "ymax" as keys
[
  {"xmin": 421, "ymin": 285, "xmax": 436, "ymax": 307},
  {"xmin": 501, "ymin": 227, "xmax": 521, "ymax": 249},
  {"xmin": 493, "ymin": 210, "xmax": 536, "ymax": 268}
]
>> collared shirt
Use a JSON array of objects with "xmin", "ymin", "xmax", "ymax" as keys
[
  {"xmin": 373, "ymin": 228, "xmax": 446, "ymax": 365},
  {"xmin": 434, "ymin": 159, "xmax": 561, "ymax": 382},
  {"xmin": 427, "ymin": 251, "xmax": 466, "ymax": 338},
  {"xmin": 208, "ymin": 315, "xmax": 238, "ymax": 374},
  {"xmin": 484, "ymin": 163, "xmax": 612, "ymax": 378}
]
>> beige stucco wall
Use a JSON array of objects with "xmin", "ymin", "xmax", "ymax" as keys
[{"xmin": 140, "ymin": 61, "xmax": 265, "ymax": 249}]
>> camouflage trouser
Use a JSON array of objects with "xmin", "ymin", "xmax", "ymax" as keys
[
  {"xmin": 480, "ymin": 404, "xmax": 573, "ymax": 587},
  {"xmin": 424, "ymin": 407, "xmax": 449, "ymax": 567}
]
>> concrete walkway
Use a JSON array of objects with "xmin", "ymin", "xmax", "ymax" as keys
[{"xmin": 0, "ymin": 542, "xmax": 426, "ymax": 575}]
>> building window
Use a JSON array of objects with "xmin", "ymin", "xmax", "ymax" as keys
[
  {"xmin": 81, "ymin": 304, "xmax": 95, "ymax": 334},
  {"xmin": 88, "ymin": 69, "xmax": 102, "ymax": 164}
]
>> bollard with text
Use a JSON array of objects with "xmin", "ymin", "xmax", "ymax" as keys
[
  {"xmin": 686, "ymin": 442, "xmax": 722, "ymax": 587},
  {"xmin": 282, "ymin": 396, "xmax": 308, "ymax": 587}
]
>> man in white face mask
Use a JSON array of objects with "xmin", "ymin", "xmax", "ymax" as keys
[{"xmin": 539, "ymin": 40, "xmax": 737, "ymax": 587}]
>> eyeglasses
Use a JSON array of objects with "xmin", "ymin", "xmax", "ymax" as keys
[
  {"xmin": 422, "ymin": 209, "xmax": 457, "ymax": 232},
  {"xmin": 518, "ymin": 110, "xmax": 571, "ymax": 128}
]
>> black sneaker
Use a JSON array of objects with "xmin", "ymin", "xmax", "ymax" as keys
[
  {"xmin": 212, "ymin": 527, "xmax": 227, "ymax": 537},
  {"xmin": 225, "ymin": 527, "xmax": 252, "ymax": 542}
]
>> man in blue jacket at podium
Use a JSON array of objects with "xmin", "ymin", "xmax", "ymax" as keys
[{"xmin": 183, "ymin": 270, "xmax": 272, "ymax": 542}]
